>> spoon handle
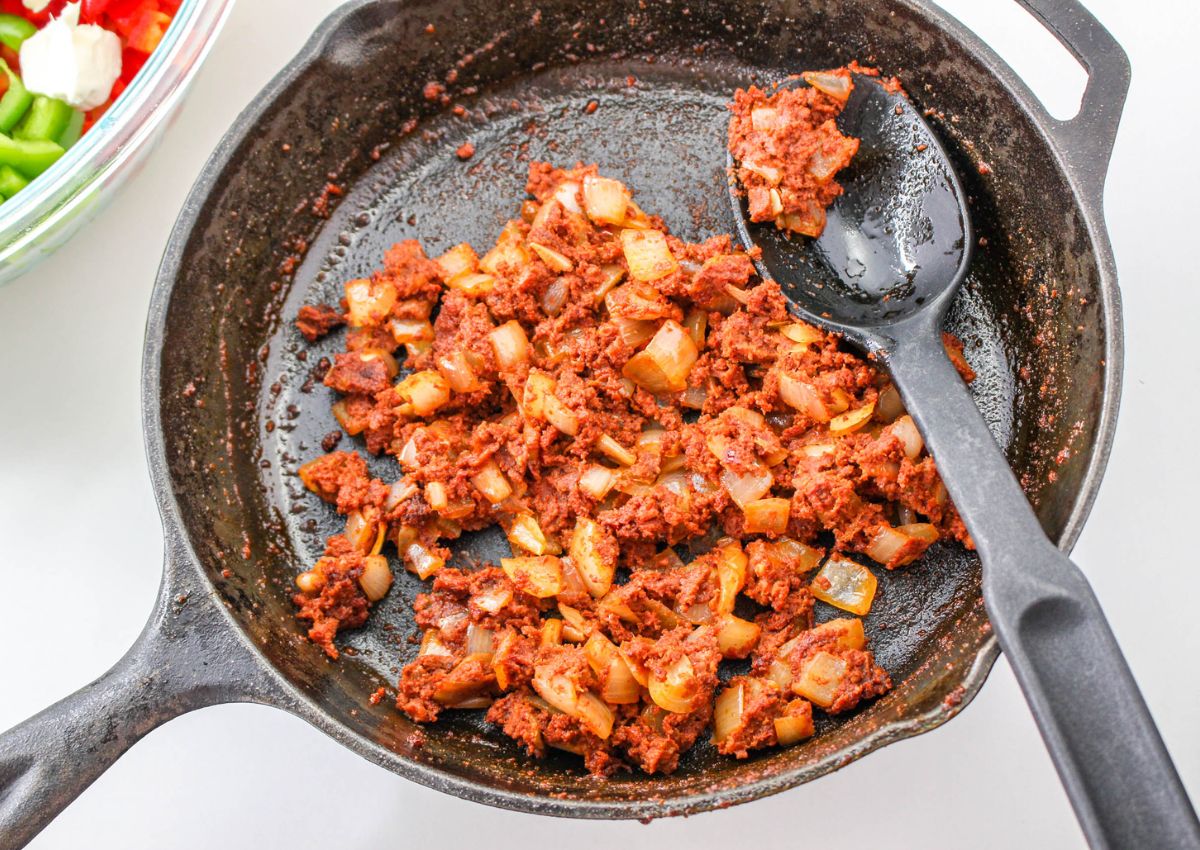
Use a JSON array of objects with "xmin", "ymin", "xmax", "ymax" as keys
[{"xmin": 886, "ymin": 330, "xmax": 1200, "ymax": 850}]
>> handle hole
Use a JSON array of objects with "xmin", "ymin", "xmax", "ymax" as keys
[{"xmin": 937, "ymin": 0, "xmax": 1089, "ymax": 120}]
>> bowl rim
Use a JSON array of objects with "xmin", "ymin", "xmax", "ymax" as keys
[
  {"xmin": 0, "ymin": 0, "xmax": 235, "ymax": 252},
  {"xmin": 143, "ymin": 0, "xmax": 1126, "ymax": 819}
]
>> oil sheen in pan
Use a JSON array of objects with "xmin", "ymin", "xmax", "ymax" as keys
[{"xmin": 257, "ymin": 57, "xmax": 1008, "ymax": 773}]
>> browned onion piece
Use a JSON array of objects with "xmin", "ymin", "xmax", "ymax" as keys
[
  {"xmin": 648, "ymin": 654, "xmax": 699, "ymax": 714},
  {"xmin": 801, "ymin": 69, "xmax": 852, "ymax": 102},
  {"xmin": 501, "ymin": 556, "xmax": 565, "ymax": 598},
  {"xmin": 742, "ymin": 497, "xmax": 791, "ymax": 535},
  {"xmin": 720, "ymin": 465, "xmax": 774, "ymax": 510},
  {"xmin": 622, "ymin": 319, "xmax": 699, "ymax": 394},
  {"xmin": 489, "ymin": 320, "xmax": 529, "ymax": 370},
  {"xmin": 359, "ymin": 554, "xmax": 393, "ymax": 602},
  {"xmin": 889, "ymin": 414, "xmax": 923, "ymax": 459},
  {"xmin": 404, "ymin": 542, "xmax": 445, "ymax": 580}
]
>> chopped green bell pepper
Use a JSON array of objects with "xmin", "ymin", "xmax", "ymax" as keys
[
  {"xmin": 14, "ymin": 96, "xmax": 78, "ymax": 144},
  {"xmin": 0, "ymin": 14, "xmax": 37, "ymax": 52},
  {"xmin": 0, "ymin": 132, "xmax": 64, "ymax": 178},
  {"xmin": 0, "ymin": 163, "xmax": 28, "ymax": 198},
  {"xmin": 0, "ymin": 60, "xmax": 33, "ymax": 134},
  {"xmin": 57, "ymin": 108, "xmax": 85, "ymax": 148}
]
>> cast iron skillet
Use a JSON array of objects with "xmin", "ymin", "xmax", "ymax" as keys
[{"xmin": 0, "ymin": 0, "xmax": 1135, "ymax": 844}]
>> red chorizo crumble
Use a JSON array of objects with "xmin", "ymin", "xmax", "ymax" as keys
[
  {"xmin": 728, "ymin": 69, "xmax": 860, "ymax": 237},
  {"xmin": 292, "ymin": 149, "xmax": 971, "ymax": 774}
]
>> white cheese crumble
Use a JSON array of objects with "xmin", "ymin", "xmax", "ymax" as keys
[
  {"xmin": 22, "ymin": 0, "xmax": 53, "ymax": 14},
  {"xmin": 19, "ymin": 3, "xmax": 123, "ymax": 111}
]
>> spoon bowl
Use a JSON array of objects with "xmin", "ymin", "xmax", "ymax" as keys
[{"xmin": 729, "ymin": 74, "xmax": 971, "ymax": 338}]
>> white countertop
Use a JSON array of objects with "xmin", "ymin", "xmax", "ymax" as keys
[{"xmin": 2, "ymin": 1, "xmax": 1196, "ymax": 847}]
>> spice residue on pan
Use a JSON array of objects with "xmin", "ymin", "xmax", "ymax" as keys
[{"xmin": 289, "ymin": 155, "xmax": 975, "ymax": 776}]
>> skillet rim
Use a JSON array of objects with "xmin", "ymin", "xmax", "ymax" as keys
[{"xmin": 143, "ymin": 0, "xmax": 1126, "ymax": 819}]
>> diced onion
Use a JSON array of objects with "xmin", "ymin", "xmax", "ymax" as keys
[
  {"xmin": 295, "ymin": 569, "xmax": 324, "ymax": 594},
  {"xmin": 593, "ymin": 263, "xmax": 627, "ymax": 301},
  {"xmin": 570, "ymin": 518, "xmax": 616, "ymax": 598},
  {"xmin": 612, "ymin": 316, "xmax": 659, "ymax": 348},
  {"xmin": 389, "ymin": 317, "xmax": 434, "ymax": 345},
  {"xmin": 622, "ymin": 319, "xmax": 698, "ymax": 394},
  {"xmin": 811, "ymin": 556, "xmax": 877, "ymax": 615},
  {"xmin": 489, "ymin": 321, "xmax": 530, "ymax": 370},
  {"xmin": 501, "ymin": 556, "xmax": 565, "ymax": 598},
  {"xmin": 778, "ymin": 373, "xmax": 830, "ymax": 422},
  {"xmin": 769, "ymin": 537, "xmax": 824, "ymax": 574},
  {"xmin": 557, "ymin": 603, "xmax": 588, "ymax": 642},
  {"xmin": 830, "ymin": 400, "xmax": 876, "ymax": 436},
  {"xmin": 582, "ymin": 175, "xmax": 630, "ymax": 225},
  {"xmin": 721, "ymin": 465, "xmax": 774, "ymax": 510},
  {"xmin": 540, "ymin": 619, "xmax": 563, "ymax": 646},
  {"xmin": 575, "ymin": 691, "xmax": 616, "ymax": 739},
  {"xmin": 596, "ymin": 434, "xmax": 637, "ymax": 467},
  {"xmin": 647, "ymin": 654, "xmax": 698, "ymax": 714},
  {"xmin": 330, "ymin": 400, "xmax": 364, "ymax": 436},
  {"xmin": 740, "ymin": 157, "xmax": 781, "ymax": 185},
  {"xmin": 712, "ymin": 681, "xmax": 745, "ymax": 745},
  {"xmin": 474, "ymin": 584, "xmax": 513, "ymax": 614},
  {"xmin": 437, "ymin": 350, "xmax": 484, "ymax": 393},
  {"xmin": 897, "ymin": 523, "xmax": 939, "ymax": 544},
  {"xmin": 792, "ymin": 651, "xmax": 847, "ymax": 709},
  {"xmin": 683, "ymin": 309, "xmax": 707, "ymax": 349},
  {"xmin": 814, "ymin": 617, "xmax": 867, "ymax": 651},
  {"xmin": 529, "ymin": 242, "xmax": 574, "ymax": 273},
  {"xmin": 578, "ymin": 464, "xmax": 618, "ymax": 499},
  {"xmin": 404, "ymin": 542, "xmax": 444, "ymax": 580},
  {"xmin": 522, "ymin": 372, "xmax": 578, "ymax": 436},
  {"xmin": 714, "ymin": 614, "xmax": 761, "ymax": 659},
  {"xmin": 742, "ymin": 497, "xmax": 791, "ymax": 535},
  {"xmin": 507, "ymin": 512, "xmax": 549, "ymax": 555},
  {"xmin": 471, "ymin": 460, "xmax": 513, "ymax": 504},
  {"xmin": 358, "ymin": 554, "xmax": 393, "ymax": 601},
  {"xmin": 715, "ymin": 542, "xmax": 749, "ymax": 614},
  {"xmin": 864, "ymin": 523, "xmax": 936, "ymax": 568},
  {"xmin": 345, "ymin": 510, "xmax": 384, "ymax": 555},
  {"xmin": 448, "ymin": 272, "xmax": 496, "ymax": 296},
  {"xmin": 774, "ymin": 699, "xmax": 815, "ymax": 745},
  {"xmin": 802, "ymin": 69, "xmax": 852, "ymax": 102},
  {"xmin": 395, "ymin": 370, "xmax": 452, "ymax": 417},
  {"xmin": 465, "ymin": 624, "xmax": 495, "ymax": 657},
  {"xmin": 491, "ymin": 631, "xmax": 521, "ymax": 689},
  {"xmin": 480, "ymin": 223, "xmax": 531, "ymax": 274},
  {"xmin": 780, "ymin": 321, "xmax": 824, "ymax": 346},
  {"xmin": 419, "ymin": 629, "xmax": 454, "ymax": 657},
  {"xmin": 424, "ymin": 481, "xmax": 449, "ymax": 512},
  {"xmin": 798, "ymin": 442, "xmax": 835, "ymax": 459},
  {"xmin": 889, "ymin": 415, "xmax": 924, "ymax": 459},
  {"xmin": 540, "ymin": 277, "xmax": 570, "ymax": 316},
  {"xmin": 432, "ymin": 654, "xmax": 497, "ymax": 706},
  {"xmin": 532, "ymin": 668, "xmax": 578, "ymax": 715},
  {"xmin": 620, "ymin": 228, "xmax": 678, "ymax": 281},
  {"xmin": 386, "ymin": 478, "xmax": 418, "ymax": 510},
  {"xmin": 553, "ymin": 181, "xmax": 583, "ymax": 214},
  {"xmin": 584, "ymin": 632, "xmax": 641, "ymax": 705},
  {"xmin": 344, "ymin": 278, "xmax": 397, "ymax": 328},
  {"xmin": 875, "ymin": 383, "xmax": 904, "ymax": 423},
  {"xmin": 436, "ymin": 243, "xmax": 479, "ymax": 282}
]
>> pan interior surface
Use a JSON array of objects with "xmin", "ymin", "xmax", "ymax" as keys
[{"xmin": 155, "ymin": 0, "xmax": 1112, "ymax": 817}]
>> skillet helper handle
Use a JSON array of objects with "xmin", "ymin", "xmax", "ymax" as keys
[
  {"xmin": 885, "ymin": 331, "xmax": 1200, "ymax": 850},
  {"xmin": 1015, "ymin": 0, "xmax": 1131, "ymax": 199},
  {"xmin": 0, "ymin": 553, "xmax": 272, "ymax": 850}
]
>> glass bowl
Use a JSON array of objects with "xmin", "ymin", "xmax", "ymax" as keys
[{"xmin": 0, "ymin": 0, "xmax": 235, "ymax": 285}]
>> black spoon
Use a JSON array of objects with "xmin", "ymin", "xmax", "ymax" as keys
[{"xmin": 728, "ymin": 75, "xmax": 1199, "ymax": 850}]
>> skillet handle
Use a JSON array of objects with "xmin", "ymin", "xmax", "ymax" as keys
[
  {"xmin": 1015, "ymin": 0, "xmax": 1131, "ymax": 200},
  {"xmin": 0, "ymin": 545, "xmax": 274, "ymax": 850},
  {"xmin": 886, "ymin": 329, "xmax": 1200, "ymax": 850}
]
